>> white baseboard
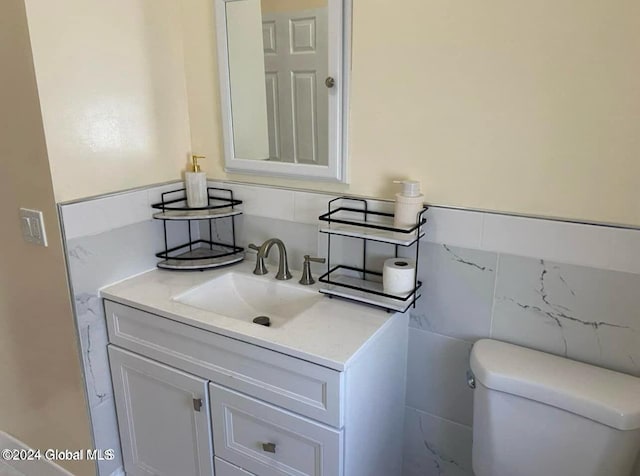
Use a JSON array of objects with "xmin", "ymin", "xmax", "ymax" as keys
[{"xmin": 0, "ymin": 431, "xmax": 75, "ymax": 476}]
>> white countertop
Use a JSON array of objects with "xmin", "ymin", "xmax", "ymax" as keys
[{"xmin": 100, "ymin": 261, "xmax": 398, "ymax": 371}]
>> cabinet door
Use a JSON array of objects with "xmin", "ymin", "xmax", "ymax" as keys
[{"xmin": 109, "ymin": 345, "xmax": 214, "ymax": 476}]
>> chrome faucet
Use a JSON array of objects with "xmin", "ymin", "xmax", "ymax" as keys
[{"xmin": 248, "ymin": 238, "xmax": 293, "ymax": 280}]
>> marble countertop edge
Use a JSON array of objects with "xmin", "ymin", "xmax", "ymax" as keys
[{"xmin": 100, "ymin": 263, "xmax": 399, "ymax": 372}]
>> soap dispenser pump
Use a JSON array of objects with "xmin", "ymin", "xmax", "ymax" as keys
[
  {"xmin": 393, "ymin": 180, "xmax": 424, "ymax": 228},
  {"xmin": 185, "ymin": 155, "xmax": 207, "ymax": 208}
]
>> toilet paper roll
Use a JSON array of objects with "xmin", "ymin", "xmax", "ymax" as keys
[{"xmin": 383, "ymin": 258, "xmax": 416, "ymax": 296}]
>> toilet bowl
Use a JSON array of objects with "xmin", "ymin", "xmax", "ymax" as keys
[{"xmin": 470, "ymin": 339, "xmax": 640, "ymax": 476}]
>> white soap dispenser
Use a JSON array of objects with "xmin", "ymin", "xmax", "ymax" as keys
[
  {"xmin": 393, "ymin": 180, "xmax": 424, "ymax": 228},
  {"xmin": 185, "ymin": 154, "xmax": 207, "ymax": 208}
]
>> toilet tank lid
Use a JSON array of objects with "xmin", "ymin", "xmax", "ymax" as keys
[{"xmin": 470, "ymin": 339, "xmax": 640, "ymax": 431}]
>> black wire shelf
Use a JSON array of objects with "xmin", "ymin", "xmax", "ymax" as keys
[
  {"xmin": 151, "ymin": 187, "xmax": 242, "ymax": 212},
  {"xmin": 318, "ymin": 197, "xmax": 426, "ymax": 312},
  {"xmin": 156, "ymin": 240, "xmax": 243, "ymax": 261},
  {"xmin": 319, "ymin": 205, "xmax": 426, "ymax": 231},
  {"xmin": 319, "ymin": 200, "xmax": 426, "ymax": 246},
  {"xmin": 152, "ymin": 187, "xmax": 244, "ymax": 270},
  {"xmin": 318, "ymin": 265, "xmax": 422, "ymax": 313},
  {"xmin": 156, "ymin": 241, "xmax": 244, "ymax": 270}
]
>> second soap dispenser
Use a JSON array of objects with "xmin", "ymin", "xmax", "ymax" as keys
[
  {"xmin": 393, "ymin": 180, "xmax": 424, "ymax": 228},
  {"xmin": 185, "ymin": 154, "xmax": 207, "ymax": 208}
]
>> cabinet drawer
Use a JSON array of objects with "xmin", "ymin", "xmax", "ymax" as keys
[
  {"xmin": 215, "ymin": 457, "xmax": 254, "ymax": 476},
  {"xmin": 210, "ymin": 384, "xmax": 343, "ymax": 476},
  {"xmin": 105, "ymin": 300, "xmax": 343, "ymax": 427}
]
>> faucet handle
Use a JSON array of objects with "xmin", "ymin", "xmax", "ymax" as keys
[
  {"xmin": 299, "ymin": 255, "xmax": 326, "ymax": 285},
  {"xmin": 305, "ymin": 255, "xmax": 326, "ymax": 264},
  {"xmin": 248, "ymin": 243, "xmax": 268, "ymax": 275}
]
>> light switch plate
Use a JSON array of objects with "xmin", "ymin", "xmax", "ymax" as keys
[{"xmin": 19, "ymin": 208, "xmax": 48, "ymax": 247}]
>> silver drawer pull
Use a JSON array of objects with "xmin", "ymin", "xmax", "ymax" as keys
[{"xmin": 261, "ymin": 442, "xmax": 276, "ymax": 453}]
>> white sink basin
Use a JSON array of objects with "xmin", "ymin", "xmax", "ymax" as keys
[{"xmin": 172, "ymin": 271, "xmax": 322, "ymax": 327}]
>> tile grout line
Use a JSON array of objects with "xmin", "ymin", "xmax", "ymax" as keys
[
  {"xmin": 478, "ymin": 211, "xmax": 486, "ymax": 250},
  {"xmin": 409, "ymin": 324, "xmax": 477, "ymax": 346},
  {"xmin": 404, "ymin": 404, "xmax": 473, "ymax": 431},
  {"xmin": 487, "ymin": 253, "xmax": 501, "ymax": 339}
]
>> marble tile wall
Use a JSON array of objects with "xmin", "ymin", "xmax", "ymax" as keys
[
  {"xmin": 199, "ymin": 214, "xmax": 325, "ymax": 276},
  {"xmin": 60, "ymin": 184, "xmax": 192, "ymax": 476},
  {"xmin": 403, "ymin": 407, "xmax": 473, "ymax": 476},
  {"xmin": 492, "ymin": 256, "xmax": 640, "ymax": 375},
  {"xmin": 60, "ymin": 181, "xmax": 640, "ymax": 476},
  {"xmin": 405, "ymin": 245, "xmax": 640, "ymax": 476}
]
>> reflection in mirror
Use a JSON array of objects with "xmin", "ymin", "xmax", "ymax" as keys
[
  {"xmin": 225, "ymin": 0, "xmax": 271, "ymax": 160},
  {"xmin": 262, "ymin": 0, "xmax": 329, "ymax": 166},
  {"xmin": 217, "ymin": 0, "xmax": 350, "ymax": 181},
  {"xmin": 226, "ymin": 0, "xmax": 329, "ymax": 165}
]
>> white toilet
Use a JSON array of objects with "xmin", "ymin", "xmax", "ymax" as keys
[{"xmin": 470, "ymin": 339, "xmax": 640, "ymax": 476}]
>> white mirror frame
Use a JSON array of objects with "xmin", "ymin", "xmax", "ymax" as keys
[{"xmin": 215, "ymin": 0, "xmax": 351, "ymax": 182}]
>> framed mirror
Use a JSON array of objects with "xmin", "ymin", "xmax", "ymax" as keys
[{"xmin": 215, "ymin": 0, "xmax": 351, "ymax": 182}]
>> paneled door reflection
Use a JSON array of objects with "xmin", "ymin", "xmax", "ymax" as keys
[{"xmin": 262, "ymin": 4, "xmax": 329, "ymax": 165}]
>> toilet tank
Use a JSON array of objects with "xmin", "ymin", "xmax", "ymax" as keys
[{"xmin": 470, "ymin": 339, "xmax": 640, "ymax": 476}]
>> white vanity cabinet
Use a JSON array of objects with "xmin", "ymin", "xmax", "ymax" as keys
[
  {"xmin": 108, "ymin": 346, "xmax": 214, "ymax": 476},
  {"xmin": 104, "ymin": 299, "xmax": 408, "ymax": 476}
]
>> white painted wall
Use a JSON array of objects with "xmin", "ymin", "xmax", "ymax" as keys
[
  {"xmin": 184, "ymin": 0, "xmax": 640, "ymax": 227},
  {"xmin": 24, "ymin": 0, "xmax": 193, "ymax": 202}
]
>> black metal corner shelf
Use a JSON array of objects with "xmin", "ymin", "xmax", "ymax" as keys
[
  {"xmin": 151, "ymin": 187, "xmax": 244, "ymax": 270},
  {"xmin": 318, "ymin": 196, "xmax": 427, "ymax": 313}
]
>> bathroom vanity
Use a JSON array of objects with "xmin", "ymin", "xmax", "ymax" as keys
[{"xmin": 102, "ymin": 262, "xmax": 408, "ymax": 476}]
